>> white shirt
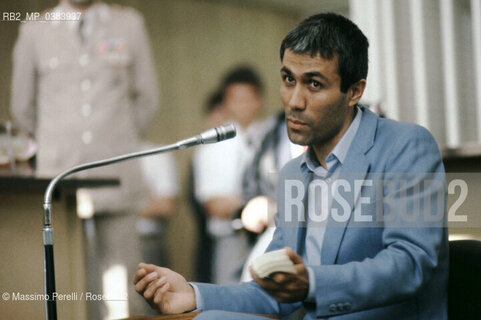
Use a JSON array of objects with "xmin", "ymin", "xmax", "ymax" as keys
[
  {"xmin": 193, "ymin": 122, "xmax": 257, "ymax": 236},
  {"xmin": 193, "ymin": 123, "xmax": 255, "ymax": 202},
  {"xmin": 139, "ymin": 142, "xmax": 179, "ymax": 198}
]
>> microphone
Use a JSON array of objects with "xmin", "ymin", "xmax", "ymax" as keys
[
  {"xmin": 199, "ymin": 122, "xmax": 236, "ymax": 144},
  {"xmin": 175, "ymin": 122, "xmax": 236, "ymax": 148},
  {"xmin": 41, "ymin": 122, "xmax": 236, "ymax": 320},
  {"xmin": 44, "ymin": 122, "xmax": 236, "ymax": 206}
]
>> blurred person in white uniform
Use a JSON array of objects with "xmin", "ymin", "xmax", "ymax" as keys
[
  {"xmin": 137, "ymin": 142, "xmax": 178, "ymax": 267},
  {"xmin": 136, "ymin": 141, "xmax": 178, "ymax": 315},
  {"xmin": 193, "ymin": 66, "xmax": 264, "ymax": 284},
  {"xmin": 189, "ymin": 90, "xmax": 228, "ymax": 283},
  {"xmin": 10, "ymin": 0, "xmax": 158, "ymax": 318}
]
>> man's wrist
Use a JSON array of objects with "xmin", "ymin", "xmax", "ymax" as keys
[
  {"xmin": 188, "ymin": 283, "xmax": 202, "ymax": 312},
  {"xmin": 305, "ymin": 266, "xmax": 316, "ymax": 303}
]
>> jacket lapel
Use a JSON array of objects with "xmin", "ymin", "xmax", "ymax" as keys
[{"xmin": 321, "ymin": 107, "xmax": 378, "ymax": 265}]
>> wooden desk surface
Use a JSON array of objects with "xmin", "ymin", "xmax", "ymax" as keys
[
  {"xmin": 120, "ymin": 313, "xmax": 279, "ymax": 320},
  {"xmin": 119, "ymin": 313, "xmax": 200, "ymax": 320}
]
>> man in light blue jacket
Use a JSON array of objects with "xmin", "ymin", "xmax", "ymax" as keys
[{"xmin": 133, "ymin": 12, "xmax": 448, "ymax": 319}]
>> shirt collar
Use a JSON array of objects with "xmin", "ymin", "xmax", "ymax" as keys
[{"xmin": 301, "ymin": 105, "xmax": 363, "ymax": 172}]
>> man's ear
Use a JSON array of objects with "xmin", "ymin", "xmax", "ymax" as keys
[{"xmin": 347, "ymin": 79, "xmax": 366, "ymax": 107}]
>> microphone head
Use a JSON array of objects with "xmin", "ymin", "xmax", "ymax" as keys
[
  {"xmin": 216, "ymin": 123, "xmax": 236, "ymax": 141},
  {"xmin": 199, "ymin": 122, "xmax": 237, "ymax": 144}
]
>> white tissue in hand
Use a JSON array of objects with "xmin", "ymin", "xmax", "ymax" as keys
[{"xmin": 251, "ymin": 249, "xmax": 296, "ymax": 278}]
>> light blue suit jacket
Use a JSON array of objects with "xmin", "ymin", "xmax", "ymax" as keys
[{"xmin": 193, "ymin": 107, "xmax": 449, "ymax": 319}]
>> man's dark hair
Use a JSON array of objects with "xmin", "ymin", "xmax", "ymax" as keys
[
  {"xmin": 280, "ymin": 13, "xmax": 368, "ymax": 93},
  {"xmin": 204, "ymin": 90, "xmax": 223, "ymax": 114},
  {"xmin": 221, "ymin": 65, "xmax": 263, "ymax": 95}
]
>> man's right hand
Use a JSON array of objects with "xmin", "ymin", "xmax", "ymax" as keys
[{"xmin": 133, "ymin": 263, "xmax": 196, "ymax": 314}]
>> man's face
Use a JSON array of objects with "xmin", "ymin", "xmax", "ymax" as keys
[
  {"xmin": 280, "ymin": 49, "xmax": 353, "ymax": 148},
  {"xmin": 224, "ymin": 83, "xmax": 262, "ymax": 128}
]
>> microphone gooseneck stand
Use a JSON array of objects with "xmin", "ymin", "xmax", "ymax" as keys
[{"xmin": 42, "ymin": 123, "xmax": 236, "ymax": 320}]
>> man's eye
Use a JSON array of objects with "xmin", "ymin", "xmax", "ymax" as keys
[
  {"xmin": 283, "ymin": 75, "xmax": 294, "ymax": 83},
  {"xmin": 311, "ymin": 80, "xmax": 321, "ymax": 88}
]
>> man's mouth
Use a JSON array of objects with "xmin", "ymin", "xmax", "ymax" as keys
[{"xmin": 286, "ymin": 117, "xmax": 309, "ymax": 130}]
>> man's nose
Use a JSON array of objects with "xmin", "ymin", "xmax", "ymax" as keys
[{"xmin": 288, "ymin": 85, "xmax": 306, "ymax": 111}]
